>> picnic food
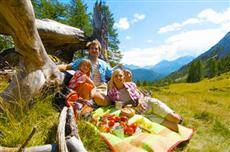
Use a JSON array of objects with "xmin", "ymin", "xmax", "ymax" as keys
[
  {"xmin": 93, "ymin": 114, "xmax": 138, "ymax": 136},
  {"xmin": 120, "ymin": 107, "xmax": 135, "ymax": 117}
]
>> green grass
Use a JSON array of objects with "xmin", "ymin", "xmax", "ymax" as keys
[
  {"xmin": 78, "ymin": 120, "xmax": 110, "ymax": 152},
  {"xmin": 1, "ymin": 72, "xmax": 230, "ymax": 151},
  {"xmin": 0, "ymin": 95, "xmax": 59, "ymax": 146},
  {"xmin": 0, "ymin": 81, "xmax": 108, "ymax": 151},
  {"xmin": 150, "ymin": 72, "xmax": 230, "ymax": 152}
]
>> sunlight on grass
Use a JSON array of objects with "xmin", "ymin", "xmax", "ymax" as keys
[
  {"xmin": 78, "ymin": 120, "xmax": 110, "ymax": 152},
  {"xmin": 151, "ymin": 72, "xmax": 230, "ymax": 151},
  {"xmin": 1, "ymin": 72, "xmax": 229, "ymax": 151},
  {"xmin": 0, "ymin": 95, "xmax": 59, "ymax": 146}
]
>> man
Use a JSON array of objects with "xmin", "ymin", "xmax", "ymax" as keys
[{"xmin": 58, "ymin": 39, "xmax": 113, "ymax": 106}]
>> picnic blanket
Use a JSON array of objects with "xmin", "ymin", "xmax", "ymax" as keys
[{"xmin": 90, "ymin": 106, "xmax": 194, "ymax": 152}]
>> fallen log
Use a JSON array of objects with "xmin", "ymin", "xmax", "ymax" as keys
[
  {"xmin": 0, "ymin": 144, "xmax": 56, "ymax": 152},
  {"xmin": 57, "ymin": 106, "xmax": 68, "ymax": 152},
  {"xmin": 66, "ymin": 136, "xmax": 87, "ymax": 152},
  {"xmin": 24, "ymin": 144, "xmax": 57, "ymax": 152},
  {"xmin": 65, "ymin": 107, "xmax": 87, "ymax": 152}
]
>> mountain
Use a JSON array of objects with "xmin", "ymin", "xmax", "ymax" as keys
[
  {"xmin": 131, "ymin": 68, "xmax": 162, "ymax": 82},
  {"xmin": 160, "ymin": 31, "xmax": 230, "ymax": 83},
  {"xmin": 124, "ymin": 64, "xmax": 163, "ymax": 81},
  {"xmin": 197, "ymin": 31, "xmax": 230, "ymax": 60},
  {"xmin": 124, "ymin": 64, "xmax": 141, "ymax": 70},
  {"xmin": 124, "ymin": 56, "xmax": 194, "ymax": 81},
  {"xmin": 149, "ymin": 56, "xmax": 194, "ymax": 76}
]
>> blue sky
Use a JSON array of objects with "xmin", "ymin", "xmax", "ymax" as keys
[{"xmin": 60, "ymin": 0, "xmax": 230, "ymax": 67}]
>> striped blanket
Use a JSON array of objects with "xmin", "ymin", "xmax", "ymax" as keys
[{"xmin": 91, "ymin": 106, "xmax": 194, "ymax": 152}]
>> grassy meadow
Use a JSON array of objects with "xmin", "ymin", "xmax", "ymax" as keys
[
  {"xmin": 0, "ymin": 81, "xmax": 59, "ymax": 146},
  {"xmin": 0, "ymin": 80, "xmax": 108, "ymax": 151},
  {"xmin": 0, "ymin": 72, "xmax": 230, "ymax": 151},
  {"xmin": 148, "ymin": 72, "xmax": 230, "ymax": 152}
]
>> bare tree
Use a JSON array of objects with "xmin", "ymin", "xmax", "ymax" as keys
[{"xmin": 0, "ymin": 0, "xmax": 87, "ymax": 101}]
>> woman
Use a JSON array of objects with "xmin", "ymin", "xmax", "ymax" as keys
[{"xmin": 108, "ymin": 69, "xmax": 182, "ymax": 131}]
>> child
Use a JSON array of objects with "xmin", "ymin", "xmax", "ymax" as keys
[
  {"xmin": 68, "ymin": 59, "xmax": 95, "ymax": 100},
  {"xmin": 123, "ymin": 69, "xmax": 132, "ymax": 82}
]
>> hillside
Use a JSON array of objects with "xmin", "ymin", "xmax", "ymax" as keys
[
  {"xmin": 161, "ymin": 31, "xmax": 230, "ymax": 83},
  {"xmin": 149, "ymin": 72, "xmax": 230, "ymax": 151}
]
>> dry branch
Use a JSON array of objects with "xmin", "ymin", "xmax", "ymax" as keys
[{"xmin": 57, "ymin": 106, "xmax": 68, "ymax": 152}]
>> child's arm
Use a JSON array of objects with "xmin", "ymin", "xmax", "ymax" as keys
[{"xmin": 84, "ymin": 75, "xmax": 96, "ymax": 87}]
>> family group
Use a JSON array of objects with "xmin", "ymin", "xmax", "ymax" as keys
[{"xmin": 58, "ymin": 39, "xmax": 182, "ymax": 132}]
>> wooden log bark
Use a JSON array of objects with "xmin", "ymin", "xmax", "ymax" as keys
[
  {"xmin": 66, "ymin": 136, "xmax": 87, "ymax": 152},
  {"xmin": 65, "ymin": 107, "xmax": 78, "ymax": 138},
  {"xmin": 57, "ymin": 106, "xmax": 68, "ymax": 152},
  {"xmin": 24, "ymin": 144, "xmax": 57, "ymax": 152},
  {"xmin": 36, "ymin": 19, "xmax": 87, "ymax": 53},
  {"xmin": 92, "ymin": 2, "xmax": 109, "ymax": 61},
  {"xmin": 0, "ymin": 0, "xmax": 64, "ymax": 101},
  {"xmin": 65, "ymin": 107, "xmax": 88, "ymax": 152},
  {"xmin": 0, "ymin": 144, "xmax": 57, "ymax": 152},
  {"xmin": 0, "ymin": 19, "xmax": 88, "ymax": 63}
]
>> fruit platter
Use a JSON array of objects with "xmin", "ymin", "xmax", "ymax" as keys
[{"xmin": 90, "ymin": 111, "xmax": 153, "ymax": 138}]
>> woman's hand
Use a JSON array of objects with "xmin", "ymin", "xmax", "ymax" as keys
[{"xmin": 137, "ymin": 100, "xmax": 148, "ymax": 112}]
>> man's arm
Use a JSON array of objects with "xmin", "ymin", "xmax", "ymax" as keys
[
  {"xmin": 58, "ymin": 58, "xmax": 84, "ymax": 72},
  {"xmin": 58, "ymin": 64, "xmax": 72, "ymax": 72}
]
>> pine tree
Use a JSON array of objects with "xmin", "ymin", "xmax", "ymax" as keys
[
  {"xmin": 143, "ymin": 81, "xmax": 147, "ymax": 86},
  {"xmin": 208, "ymin": 58, "xmax": 218, "ymax": 78},
  {"xmin": 31, "ymin": 0, "xmax": 68, "ymax": 24},
  {"xmin": 187, "ymin": 60, "xmax": 203, "ymax": 83},
  {"xmin": 136, "ymin": 80, "xmax": 141, "ymax": 87},
  {"xmin": 196, "ymin": 60, "xmax": 202, "ymax": 81},
  {"xmin": 217, "ymin": 54, "xmax": 230, "ymax": 74},
  {"xmin": 68, "ymin": 0, "xmax": 92, "ymax": 36}
]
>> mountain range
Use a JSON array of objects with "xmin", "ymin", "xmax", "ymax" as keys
[
  {"xmin": 124, "ymin": 56, "xmax": 194, "ymax": 82},
  {"xmin": 125, "ymin": 31, "xmax": 230, "ymax": 82},
  {"xmin": 145, "ymin": 56, "xmax": 194, "ymax": 76},
  {"xmin": 162, "ymin": 31, "xmax": 230, "ymax": 82}
]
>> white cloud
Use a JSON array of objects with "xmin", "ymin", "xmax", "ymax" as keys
[
  {"xmin": 121, "ymin": 7, "xmax": 230, "ymax": 67},
  {"xmin": 122, "ymin": 28, "xmax": 226, "ymax": 67},
  {"xmin": 147, "ymin": 40, "xmax": 153, "ymax": 43},
  {"xmin": 158, "ymin": 18, "xmax": 201, "ymax": 33},
  {"xmin": 158, "ymin": 7, "xmax": 230, "ymax": 33},
  {"xmin": 132, "ymin": 13, "xmax": 145, "ymax": 23},
  {"xmin": 114, "ymin": 17, "xmax": 130, "ymax": 30},
  {"xmin": 125, "ymin": 36, "xmax": 131, "ymax": 40},
  {"xmin": 115, "ymin": 13, "xmax": 145, "ymax": 30},
  {"xmin": 198, "ymin": 8, "xmax": 230, "ymax": 30}
]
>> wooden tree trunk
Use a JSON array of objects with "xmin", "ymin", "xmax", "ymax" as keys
[
  {"xmin": 0, "ymin": 18, "xmax": 88, "ymax": 65},
  {"xmin": 93, "ymin": 1, "xmax": 109, "ymax": 61},
  {"xmin": 0, "ymin": 0, "xmax": 64, "ymax": 101}
]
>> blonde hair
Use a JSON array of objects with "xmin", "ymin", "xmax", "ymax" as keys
[
  {"xmin": 108, "ymin": 69, "xmax": 125, "ymax": 90},
  {"xmin": 77, "ymin": 59, "xmax": 92, "ymax": 76},
  {"xmin": 86, "ymin": 39, "xmax": 101, "ymax": 51}
]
